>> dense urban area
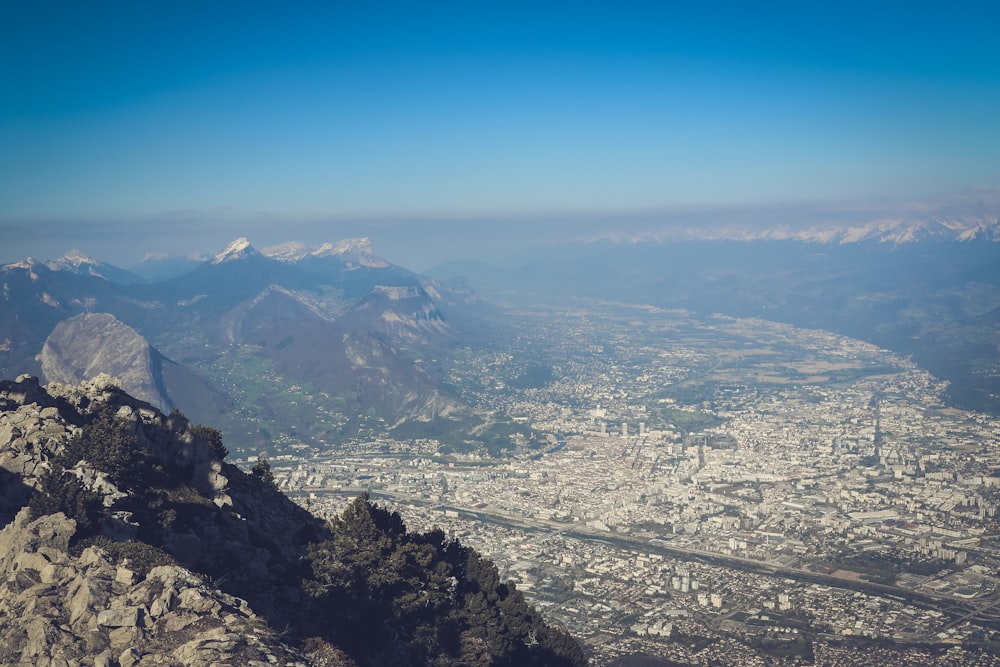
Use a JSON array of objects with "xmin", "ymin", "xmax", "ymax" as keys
[{"xmin": 234, "ymin": 304, "xmax": 1000, "ymax": 665}]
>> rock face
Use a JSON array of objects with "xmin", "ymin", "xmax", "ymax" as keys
[
  {"xmin": 40, "ymin": 313, "xmax": 169, "ymax": 412},
  {"xmin": 0, "ymin": 374, "xmax": 347, "ymax": 666},
  {"xmin": 0, "ymin": 373, "xmax": 227, "ymax": 506},
  {"xmin": 0, "ymin": 507, "xmax": 305, "ymax": 666}
]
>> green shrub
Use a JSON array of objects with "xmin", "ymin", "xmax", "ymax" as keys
[
  {"xmin": 192, "ymin": 424, "xmax": 228, "ymax": 460},
  {"xmin": 73, "ymin": 535, "xmax": 175, "ymax": 575},
  {"xmin": 60, "ymin": 404, "xmax": 145, "ymax": 490},
  {"xmin": 28, "ymin": 463, "xmax": 103, "ymax": 537}
]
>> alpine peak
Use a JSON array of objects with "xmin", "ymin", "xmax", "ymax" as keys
[
  {"xmin": 260, "ymin": 238, "xmax": 390, "ymax": 267},
  {"xmin": 260, "ymin": 241, "xmax": 309, "ymax": 262},
  {"xmin": 49, "ymin": 249, "xmax": 97, "ymax": 268},
  {"xmin": 311, "ymin": 237, "xmax": 388, "ymax": 267},
  {"xmin": 2, "ymin": 257, "xmax": 42, "ymax": 272},
  {"xmin": 212, "ymin": 237, "xmax": 259, "ymax": 264}
]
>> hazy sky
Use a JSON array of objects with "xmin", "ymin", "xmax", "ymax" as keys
[{"xmin": 2, "ymin": 1, "xmax": 999, "ymax": 269}]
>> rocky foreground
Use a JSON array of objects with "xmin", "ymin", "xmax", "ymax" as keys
[
  {"xmin": 0, "ymin": 374, "xmax": 586, "ymax": 667},
  {"xmin": 0, "ymin": 374, "xmax": 335, "ymax": 666},
  {"xmin": 0, "ymin": 509, "xmax": 306, "ymax": 666}
]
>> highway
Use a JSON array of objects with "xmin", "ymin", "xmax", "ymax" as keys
[{"xmin": 342, "ymin": 487, "xmax": 1000, "ymax": 634}]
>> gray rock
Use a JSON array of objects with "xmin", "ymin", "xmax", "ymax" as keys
[
  {"xmin": 177, "ymin": 588, "xmax": 220, "ymax": 615},
  {"xmin": 118, "ymin": 646, "xmax": 141, "ymax": 667},
  {"xmin": 0, "ymin": 375, "xmax": 52, "ymax": 408},
  {"xmin": 97, "ymin": 606, "xmax": 146, "ymax": 628},
  {"xmin": 161, "ymin": 611, "xmax": 200, "ymax": 633},
  {"xmin": 79, "ymin": 546, "xmax": 109, "ymax": 568},
  {"xmin": 94, "ymin": 648, "xmax": 116, "ymax": 667},
  {"xmin": 170, "ymin": 627, "xmax": 239, "ymax": 665},
  {"xmin": 115, "ymin": 566, "xmax": 136, "ymax": 586},
  {"xmin": 40, "ymin": 314, "xmax": 169, "ymax": 412},
  {"xmin": 0, "ymin": 509, "xmax": 75, "ymax": 573},
  {"xmin": 148, "ymin": 594, "xmax": 170, "ymax": 619},
  {"xmin": 14, "ymin": 548, "xmax": 57, "ymax": 575},
  {"xmin": 108, "ymin": 626, "xmax": 138, "ymax": 648},
  {"xmin": 0, "ymin": 418, "xmax": 21, "ymax": 446}
]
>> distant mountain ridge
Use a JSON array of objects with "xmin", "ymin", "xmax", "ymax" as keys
[
  {"xmin": 586, "ymin": 214, "xmax": 1000, "ymax": 246},
  {"xmin": 6, "ymin": 227, "xmax": 1000, "ymax": 452},
  {"xmin": 437, "ymin": 237, "xmax": 1000, "ymax": 416},
  {"xmin": 0, "ymin": 237, "xmax": 502, "ymax": 451},
  {"xmin": 262, "ymin": 237, "xmax": 390, "ymax": 267},
  {"xmin": 45, "ymin": 249, "xmax": 146, "ymax": 285}
]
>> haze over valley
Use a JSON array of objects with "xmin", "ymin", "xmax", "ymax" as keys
[
  {"xmin": 3, "ymin": 2, "xmax": 1000, "ymax": 664},
  {"xmin": 3, "ymin": 230, "xmax": 1000, "ymax": 664}
]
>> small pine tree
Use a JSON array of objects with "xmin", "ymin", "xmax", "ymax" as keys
[
  {"xmin": 60, "ymin": 403, "xmax": 144, "ymax": 490},
  {"xmin": 28, "ymin": 463, "xmax": 103, "ymax": 537},
  {"xmin": 191, "ymin": 424, "xmax": 228, "ymax": 460},
  {"xmin": 252, "ymin": 455, "xmax": 278, "ymax": 490}
]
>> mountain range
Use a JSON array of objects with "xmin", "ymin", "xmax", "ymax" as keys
[
  {"xmin": 3, "ymin": 229, "xmax": 1000, "ymax": 459},
  {"xmin": 581, "ymin": 211, "xmax": 1000, "ymax": 246},
  {"xmin": 0, "ymin": 238, "xmax": 499, "ymax": 453}
]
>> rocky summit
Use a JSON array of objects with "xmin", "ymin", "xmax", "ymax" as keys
[
  {"xmin": 0, "ymin": 374, "xmax": 327, "ymax": 666},
  {"xmin": 0, "ymin": 510, "xmax": 308, "ymax": 666},
  {"xmin": 0, "ymin": 374, "xmax": 587, "ymax": 667}
]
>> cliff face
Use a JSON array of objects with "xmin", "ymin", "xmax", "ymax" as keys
[
  {"xmin": 40, "ymin": 313, "xmax": 166, "ymax": 411},
  {"xmin": 36, "ymin": 313, "xmax": 230, "ymax": 428}
]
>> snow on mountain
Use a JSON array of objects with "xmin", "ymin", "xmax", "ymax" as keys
[
  {"xmin": 2, "ymin": 257, "xmax": 42, "ymax": 275},
  {"xmin": 261, "ymin": 241, "xmax": 310, "ymax": 262},
  {"xmin": 47, "ymin": 249, "xmax": 97, "ymax": 270},
  {"xmin": 310, "ymin": 237, "xmax": 389, "ymax": 267},
  {"xmin": 36, "ymin": 250, "xmax": 144, "ymax": 284},
  {"xmin": 798, "ymin": 215, "xmax": 1000, "ymax": 244},
  {"xmin": 131, "ymin": 252, "xmax": 208, "ymax": 281},
  {"xmin": 261, "ymin": 237, "xmax": 390, "ymax": 267},
  {"xmin": 596, "ymin": 215, "xmax": 1000, "ymax": 247},
  {"xmin": 211, "ymin": 237, "xmax": 260, "ymax": 264}
]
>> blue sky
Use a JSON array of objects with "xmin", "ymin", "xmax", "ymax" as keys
[{"xmin": 2, "ymin": 1, "xmax": 999, "ymax": 268}]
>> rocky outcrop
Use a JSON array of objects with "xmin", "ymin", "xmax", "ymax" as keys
[
  {"xmin": 0, "ymin": 373, "xmax": 227, "ymax": 506},
  {"xmin": 0, "ymin": 376, "xmax": 70, "ymax": 526},
  {"xmin": 0, "ymin": 374, "xmax": 348, "ymax": 666},
  {"xmin": 0, "ymin": 508, "xmax": 309, "ymax": 666},
  {"xmin": 40, "ymin": 313, "xmax": 170, "ymax": 412}
]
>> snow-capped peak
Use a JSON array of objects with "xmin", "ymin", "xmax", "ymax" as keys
[
  {"xmin": 49, "ymin": 249, "xmax": 97, "ymax": 269},
  {"xmin": 45, "ymin": 250, "xmax": 114, "ymax": 280},
  {"xmin": 2, "ymin": 258, "xmax": 47, "ymax": 283},
  {"xmin": 260, "ymin": 238, "xmax": 390, "ymax": 267},
  {"xmin": 311, "ymin": 237, "xmax": 371, "ymax": 256},
  {"xmin": 261, "ymin": 241, "xmax": 309, "ymax": 262},
  {"xmin": 311, "ymin": 238, "xmax": 388, "ymax": 267},
  {"xmin": 212, "ymin": 237, "xmax": 259, "ymax": 264},
  {"xmin": 3, "ymin": 257, "xmax": 41, "ymax": 272},
  {"xmin": 45, "ymin": 249, "xmax": 106, "ymax": 274}
]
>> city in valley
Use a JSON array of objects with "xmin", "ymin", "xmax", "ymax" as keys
[{"xmin": 231, "ymin": 302, "xmax": 1000, "ymax": 666}]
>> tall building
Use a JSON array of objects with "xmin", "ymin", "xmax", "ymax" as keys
[{"xmin": 872, "ymin": 393, "xmax": 884, "ymax": 463}]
